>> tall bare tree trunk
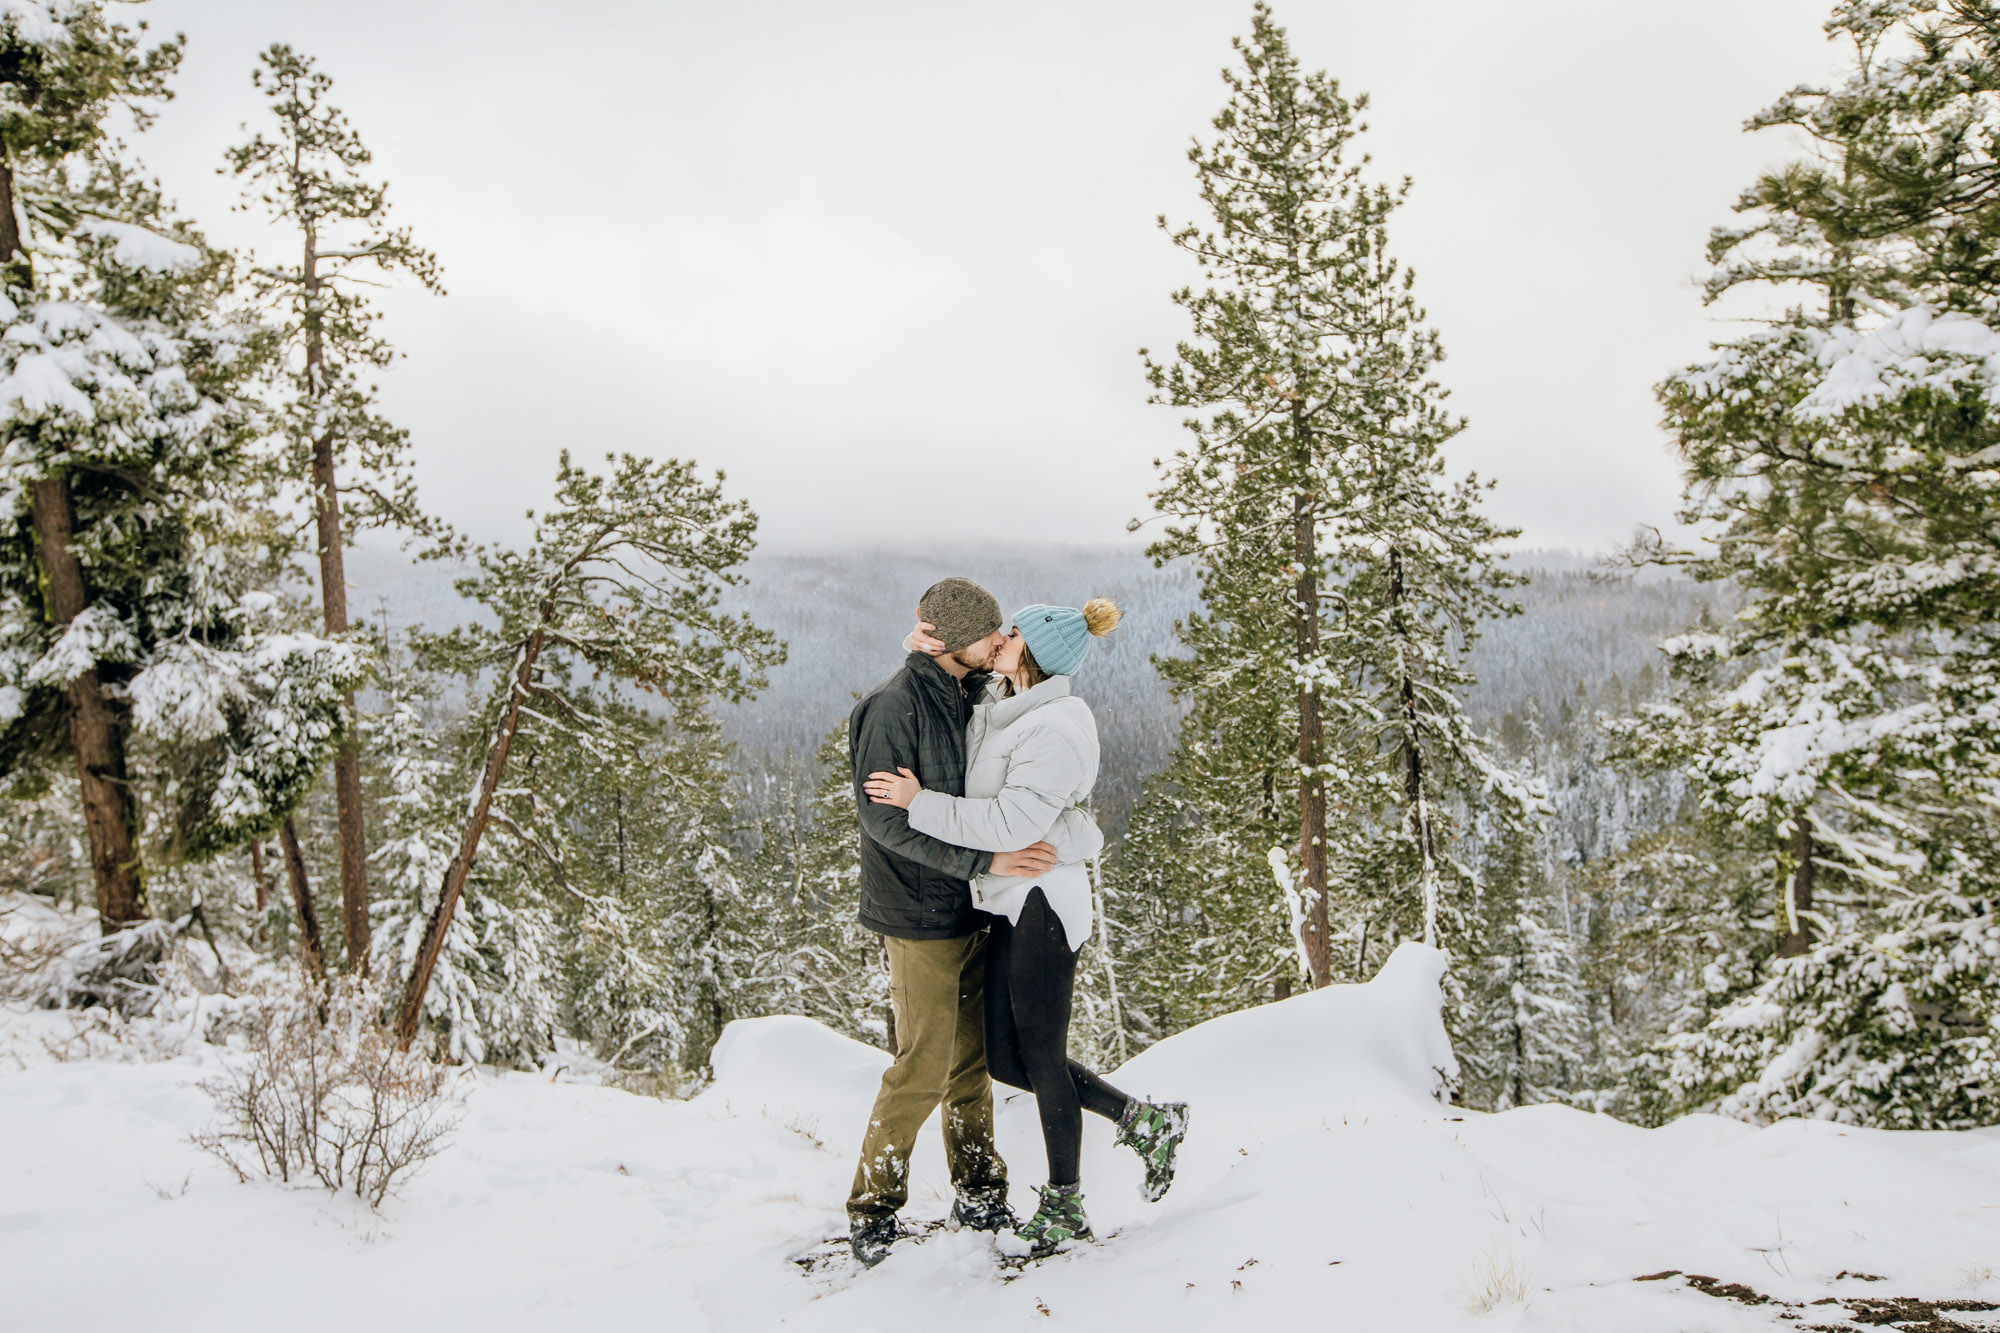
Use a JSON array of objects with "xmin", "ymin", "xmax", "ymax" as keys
[
  {"xmin": 301, "ymin": 220, "xmax": 370, "ymax": 973},
  {"xmin": 394, "ymin": 626, "xmax": 548, "ymax": 1048},
  {"xmin": 29, "ymin": 477, "xmax": 146, "ymax": 932},
  {"xmin": 0, "ymin": 153, "xmax": 29, "ymax": 291},
  {"xmin": 1775, "ymin": 818, "xmax": 1817, "ymax": 958},
  {"xmin": 1389, "ymin": 548, "xmax": 1441, "ymax": 946},
  {"xmin": 614, "ymin": 788, "xmax": 627, "ymax": 888},
  {"xmin": 1292, "ymin": 416, "xmax": 1331, "ymax": 987},
  {"xmin": 1510, "ymin": 1006, "xmax": 1526, "ymax": 1108},
  {"xmin": 1087, "ymin": 856, "xmax": 1130, "ymax": 1062},
  {"xmin": 249, "ymin": 840, "xmax": 270, "ymax": 915},
  {"xmin": 278, "ymin": 818, "xmax": 326, "ymax": 985},
  {"xmin": 248, "ymin": 840, "xmax": 271, "ymax": 945},
  {"xmin": 1278, "ymin": 152, "xmax": 1332, "ymax": 987}
]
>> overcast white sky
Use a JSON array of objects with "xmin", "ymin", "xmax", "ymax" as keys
[{"xmin": 136, "ymin": 0, "xmax": 1838, "ymax": 554}]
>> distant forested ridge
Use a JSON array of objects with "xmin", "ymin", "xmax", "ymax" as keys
[{"xmin": 344, "ymin": 545, "xmax": 1729, "ymax": 837}]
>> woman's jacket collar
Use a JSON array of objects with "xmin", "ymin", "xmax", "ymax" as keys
[{"xmin": 982, "ymin": 673, "xmax": 1072, "ymax": 730}]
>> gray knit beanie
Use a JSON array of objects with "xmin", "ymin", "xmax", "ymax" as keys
[{"xmin": 918, "ymin": 577, "xmax": 1003, "ymax": 653}]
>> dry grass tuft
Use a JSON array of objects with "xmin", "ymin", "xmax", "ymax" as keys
[{"xmin": 1458, "ymin": 1247, "xmax": 1537, "ymax": 1314}]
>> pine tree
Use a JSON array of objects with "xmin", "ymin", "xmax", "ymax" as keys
[
  {"xmin": 1460, "ymin": 808, "xmax": 1587, "ymax": 1111},
  {"xmin": 1576, "ymin": 704, "xmax": 1767, "ymax": 1121},
  {"xmin": 366, "ymin": 638, "xmax": 558, "ymax": 1065},
  {"xmin": 518, "ymin": 698, "xmax": 730, "ymax": 1076},
  {"xmin": 371, "ymin": 622, "xmax": 785, "ymax": 1077},
  {"xmin": 1323, "ymin": 435, "xmax": 1530, "ymax": 963},
  {"xmin": 1633, "ymin": 0, "xmax": 2000, "ymax": 1125},
  {"xmin": 392, "ymin": 451, "xmax": 782, "ymax": 1050},
  {"xmin": 1138, "ymin": 5, "xmax": 1401, "ymax": 985},
  {"xmin": 1069, "ymin": 856, "xmax": 1133, "ymax": 1070},
  {"xmin": 748, "ymin": 721, "xmax": 894, "ymax": 1049},
  {"xmin": 0, "ymin": 5, "xmax": 361, "ymax": 936},
  {"xmin": 651, "ymin": 715, "xmax": 785, "ymax": 1071},
  {"xmin": 1106, "ymin": 602, "xmax": 1307, "ymax": 1037},
  {"xmin": 226, "ymin": 45, "xmax": 446, "ymax": 973},
  {"xmin": 1133, "ymin": 3, "xmax": 1527, "ymax": 1022},
  {"xmin": 1666, "ymin": 857, "xmax": 2000, "ymax": 1129},
  {"xmin": 0, "ymin": 3, "xmax": 180, "ymax": 930}
]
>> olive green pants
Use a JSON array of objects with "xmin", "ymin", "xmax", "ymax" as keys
[{"xmin": 847, "ymin": 930, "xmax": 1007, "ymax": 1221}]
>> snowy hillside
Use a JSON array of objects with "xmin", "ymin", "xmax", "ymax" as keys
[{"xmin": 5, "ymin": 942, "xmax": 1997, "ymax": 1332}]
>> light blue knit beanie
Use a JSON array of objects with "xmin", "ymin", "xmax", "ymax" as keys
[{"xmin": 1015, "ymin": 598, "xmax": 1120, "ymax": 677}]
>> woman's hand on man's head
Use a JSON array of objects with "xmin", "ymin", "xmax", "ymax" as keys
[{"xmin": 907, "ymin": 610, "xmax": 947, "ymax": 657}]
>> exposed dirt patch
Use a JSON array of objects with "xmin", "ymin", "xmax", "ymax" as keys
[
  {"xmin": 1806, "ymin": 1297, "xmax": 2000, "ymax": 1332},
  {"xmin": 1633, "ymin": 1270, "xmax": 2000, "ymax": 1332},
  {"xmin": 1686, "ymin": 1274, "xmax": 1777, "ymax": 1306}
]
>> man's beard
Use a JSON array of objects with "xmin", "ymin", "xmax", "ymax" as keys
[{"xmin": 950, "ymin": 645, "xmax": 993, "ymax": 672}]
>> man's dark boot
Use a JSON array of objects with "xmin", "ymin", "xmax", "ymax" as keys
[
  {"xmin": 849, "ymin": 1213, "xmax": 900, "ymax": 1268},
  {"xmin": 950, "ymin": 1184, "xmax": 1016, "ymax": 1233}
]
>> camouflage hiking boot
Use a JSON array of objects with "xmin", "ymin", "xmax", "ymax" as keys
[
  {"xmin": 1116, "ymin": 1100, "xmax": 1190, "ymax": 1203},
  {"xmin": 1015, "ymin": 1183, "xmax": 1092, "ymax": 1258},
  {"xmin": 849, "ymin": 1213, "xmax": 901, "ymax": 1268},
  {"xmin": 949, "ymin": 1184, "xmax": 1016, "ymax": 1233}
]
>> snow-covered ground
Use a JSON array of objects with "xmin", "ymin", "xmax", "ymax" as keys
[{"xmin": 5, "ymin": 938, "xmax": 2000, "ymax": 1332}]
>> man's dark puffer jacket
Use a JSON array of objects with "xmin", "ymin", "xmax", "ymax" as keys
[{"xmin": 849, "ymin": 652, "xmax": 995, "ymax": 940}]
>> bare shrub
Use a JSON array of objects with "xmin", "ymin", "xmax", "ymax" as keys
[
  {"xmin": 34, "ymin": 1005, "xmax": 134, "ymax": 1062},
  {"xmin": 193, "ymin": 977, "xmax": 465, "ymax": 1207},
  {"xmin": 0, "ymin": 927, "xmax": 67, "ymax": 1000}
]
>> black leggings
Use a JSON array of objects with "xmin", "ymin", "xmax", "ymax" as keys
[{"xmin": 984, "ymin": 887, "xmax": 1133, "ymax": 1188}]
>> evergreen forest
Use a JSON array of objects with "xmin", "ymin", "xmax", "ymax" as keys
[{"xmin": 5, "ymin": 0, "xmax": 1997, "ymax": 1140}]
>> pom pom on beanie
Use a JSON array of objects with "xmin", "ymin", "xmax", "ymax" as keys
[
  {"xmin": 1082, "ymin": 598, "xmax": 1121, "ymax": 637},
  {"xmin": 1016, "ymin": 597, "xmax": 1120, "ymax": 677}
]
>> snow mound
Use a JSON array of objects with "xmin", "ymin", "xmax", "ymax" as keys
[
  {"xmin": 1112, "ymin": 940, "xmax": 1457, "ymax": 1127},
  {"xmin": 703, "ymin": 1013, "xmax": 890, "ymax": 1123}
]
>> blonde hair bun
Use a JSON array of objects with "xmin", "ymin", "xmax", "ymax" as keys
[{"xmin": 1082, "ymin": 597, "xmax": 1122, "ymax": 637}]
